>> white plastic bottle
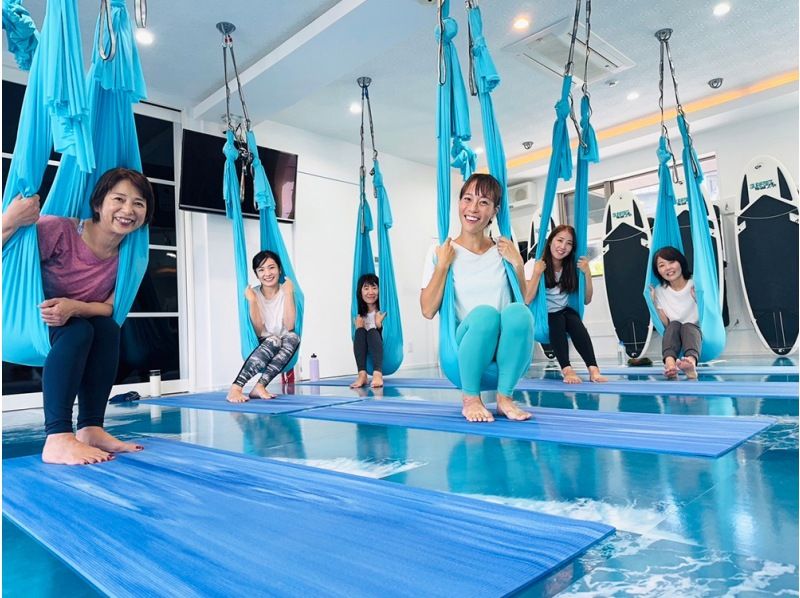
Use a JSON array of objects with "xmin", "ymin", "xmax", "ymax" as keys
[
  {"xmin": 309, "ymin": 354, "xmax": 320, "ymax": 381},
  {"xmin": 149, "ymin": 369, "xmax": 162, "ymax": 397},
  {"xmin": 617, "ymin": 342, "xmax": 626, "ymax": 365}
]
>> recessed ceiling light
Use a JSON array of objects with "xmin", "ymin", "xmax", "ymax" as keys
[
  {"xmin": 513, "ymin": 17, "xmax": 530, "ymax": 31},
  {"xmin": 135, "ymin": 29, "xmax": 154, "ymax": 45},
  {"xmin": 349, "ymin": 102, "xmax": 361, "ymax": 114},
  {"xmin": 474, "ymin": 146, "xmax": 485, "ymax": 155},
  {"xmin": 713, "ymin": 2, "xmax": 731, "ymax": 16},
  {"xmin": 626, "ymin": 91, "xmax": 640, "ymax": 101}
]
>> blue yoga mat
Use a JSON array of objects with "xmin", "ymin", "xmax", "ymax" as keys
[
  {"xmin": 549, "ymin": 365, "xmax": 799, "ymax": 376},
  {"xmin": 296, "ymin": 399, "xmax": 773, "ymax": 458},
  {"xmin": 298, "ymin": 377, "xmax": 797, "ymax": 398},
  {"xmin": 3, "ymin": 438, "xmax": 613, "ymax": 597},
  {"xmin": 142, "ymin": 392, "xmax": 362, "ymax": 414}
]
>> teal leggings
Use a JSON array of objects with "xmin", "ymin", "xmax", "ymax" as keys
[{"xmin": 456, "ymin": 303, "xmax": 534, "ymax": 396}]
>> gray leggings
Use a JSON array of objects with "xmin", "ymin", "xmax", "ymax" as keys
[
  {"xmin": 233, "ymin": 332, "xmax": 300, "ymax": 387},
  {"xmin": 662, "ymin": 321, "xmax": 701, "ymax": 363}
]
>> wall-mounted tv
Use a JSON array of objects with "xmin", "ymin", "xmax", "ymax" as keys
[{"xmin": 179, "ymin": 129, "xmax": 298, "ymax": 221}]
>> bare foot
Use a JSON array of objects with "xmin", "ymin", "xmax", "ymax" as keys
[
  {"xmin": 588, "ymin": 366, "xmax": 608, "ymax": 383},
  {"xmin": 462, "ymin": 395, "xmax": 494, "ymax": 423},
  {"xmin": 76, "ymin": 426, "xmax": 144, "ymax": 453},
  {"xmin": 663, "ymin": 357, "xmax": 679, "ymax": 380},
  {"xmin": 370, "ymin": 371, "xmax": 384, "ymax": 388},
  {"xmin": 677, "ymin": 357, "xmax": 698, "ymax": 380},
  {"xmin": 227, "ymin": 385, "xmax": 249, "ymax": 403},
  {"xmin": 561, "ymin": 366, "xmax": 582, "ymax": 384},
  {"xmin": 42, "ymin": 433, "xmax": 112, "ymax": 465},
  {"xmin": 496, "ymin": 393, "xmax": 532, "ymax": 421},
  {"xmin": 350, "ymin": 371, "xmax": 369, "ymax": 389},
  {"xmin": 248, "ymin": 382, "xmax": 276, "ymax": 400}
]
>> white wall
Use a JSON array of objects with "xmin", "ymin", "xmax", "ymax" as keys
[
  {"xmin": 520, "ymin": 105, "xmax": 799, "ymax": 360},
  {"xmin": 187, "ymin": 118, "xmax": 440, "ymax": 389}
]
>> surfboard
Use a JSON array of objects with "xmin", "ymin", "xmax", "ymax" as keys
[
  {"xmin": 528, "ymin": 211, "xmax": 557, "ymax": 360},
  {"xmin": 673, "ymin": 180, "xmax": 728, "ymax": 325},
  {"xmin": 602, "ymin": 190, "xmax": 653, "ymax": 358},
  {"xmin": 736, "ymin": 156, "xmax": 799, "ymax": 355}
]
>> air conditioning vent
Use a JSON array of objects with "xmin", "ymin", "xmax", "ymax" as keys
[
  {"xmin": 508, "ymin": 181, "xmax": 537, "ymax": 209},
  {"xmin": 505, "ymin": 17, "xmax": 634, "ymax": 85}
]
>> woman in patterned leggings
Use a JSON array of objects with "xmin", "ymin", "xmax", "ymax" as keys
[{"xmin": 227, "ymin": 250, "xmax": 300, "ymax": 403}]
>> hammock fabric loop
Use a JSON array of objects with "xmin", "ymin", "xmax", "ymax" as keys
[{"xmin": 2, "ymin": 0, "xmax": 39, "ymax": 70}]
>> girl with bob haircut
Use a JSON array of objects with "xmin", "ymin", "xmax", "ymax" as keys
[
  {"xmin": 350, "ymin": 273, "xmax": 386, "ymax": 388},
  {"xmin": 4, "ymin": 167, "xmax": 154, "ymax": 465},
  {"xmin": 650, "ymin": 246, "xmax": 700, "ymax": 379}
]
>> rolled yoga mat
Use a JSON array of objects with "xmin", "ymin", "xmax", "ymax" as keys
[{"xmin": 3, "ymin": 438, "xmax": 613, "ymax": 597}]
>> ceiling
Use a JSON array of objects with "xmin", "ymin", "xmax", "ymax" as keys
[{"xmin": 4, "ymin": 0, "xmax": 798, "ymax": 178}]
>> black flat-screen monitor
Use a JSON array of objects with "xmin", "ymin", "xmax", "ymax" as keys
[{"xmin": 179, "ymin": 129, "xmax": 297, "ymax": 221}]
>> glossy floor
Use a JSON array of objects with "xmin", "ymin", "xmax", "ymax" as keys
[{"xmin": 3, "ymin": 361, "xmax": 798, "ymax": 597}]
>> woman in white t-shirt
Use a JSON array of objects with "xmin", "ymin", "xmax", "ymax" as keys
[
  {"xmin": 350, "ymin": 273, "xmax": 386, "ymax": 389},
  {"xmin": 227, "ymin": 250, "xmax": 300, "ymax": 402},
  {"xmin": 420, "ymin": 173, "xmax": 534, "ymax": 423},
  {"xmin": 524, "ymin": 225, "xmax": 607, "ymax": 384},
  {"xmin": 650, "ymin": 246, "xmax": 700, "ymax": 379}
]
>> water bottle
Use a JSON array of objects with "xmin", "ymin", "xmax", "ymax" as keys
[
  {"xmin": 617, "ymin": 342, "xmax": 626, "ymax": 365},
  {"xmin": 149, "ymin": 369, "xmax": 162, "ymax": 397},
  {"xmin": 309, "ymin": 354, "xmax": 320, "ymax": 381}
]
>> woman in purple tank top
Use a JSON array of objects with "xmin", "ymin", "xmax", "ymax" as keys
[{"xmin": 5, "ymin": 168, "xmax": 154, "ymax": 465}]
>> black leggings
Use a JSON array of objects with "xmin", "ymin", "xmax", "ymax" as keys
[
  {"xmin": 233, "ymin": 332, "xmax": 300, "ymax": 388},
  {"xmin": 548, "ymin": 307, "xmax": 598, "ymax": 370},
  {"xmin": 353, "ymin": 328, "xmax": 383, "ymax": 372},
  {"xmin": 43, "ymin": 316, "xmax": 120, "ymax": 435}
]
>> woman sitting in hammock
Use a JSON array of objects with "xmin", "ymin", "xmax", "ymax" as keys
[
  {"xmin": 350, "ymin": 273, "xmax": 386, "ymax": 389},
  {"xmin": 420, "ymin": 173, "xmax": 534, "ymax": 423},
  {"xmin": 649, "ymin": 246, "xmax": 699, "ymax": 380},
  {"xmin": 5, "ymin": 168, "xmax": 154, "ymax": 465},
  {"xmin": 524, "ymin": 225, "xmax": 607, "ymax": 384},
  {"xmin": 227, "ymin": 250, "xmax": 300, "ymax": 403}
]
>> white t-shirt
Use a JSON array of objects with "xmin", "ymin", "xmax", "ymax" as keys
[
  {"xmin": 363, "ymin": 310, "xmax": 377, "ymax": 331},
  {"xmin": 523, "ymin": 260, "xmax": 570, "ymax": 313},
  {"xmin": 254, "ymin": 285, "xmax": 288, "ymax": 337},
  {"xmin": 654, "ymin": 279, "xmax": 699, "ymax": 325},
  {"xmin": 421, "ymin": 241, "xmax": 511, "ymax": 322}
]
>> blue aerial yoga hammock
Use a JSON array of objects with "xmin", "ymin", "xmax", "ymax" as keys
[
  {"xmin": 220, "ymin": 28, "xmax": 304, "ymax": 370},
  {"xmin": 2, "ymin": 0, "xmax": 148, "ymax": 367},
  {"xmin": 434, "ymin": 1, "xmax": 524, "ymax": 390},
  {"xmin": 529, "ymin": 0, "xmax": 598, "ymax": 344},
  {"xmin": 222, "ymin": 131, "xmax": 306, "ymax": 371},
  {"xmin": 643, "ymin": 34, "xmax": 725, "ymax": 361},
  {"xmin": 350, "ymin": 84, "xmax": 403, "ymax": 375},
  {"xmin": 643, "ymin": 122, "xmax": 725, "ymax": 360},
  {"xmin": 2, "ymin": 0, "xmax": 39, "ymax": 70}
]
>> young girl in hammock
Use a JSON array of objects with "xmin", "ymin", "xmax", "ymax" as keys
[
  {"xmin": 350, "ymin": 273, "xmax": 386, "ymax": 389},
  {"xmin": 420, "ymin": 173, "xmax": 534, "ymax": 423},
  {"xmin": 524, "ymin": 224, "xmax": 607, "ymax": 384},
  {"xmin": 649, "ymin": 246, "xmax": 699, "ymax": 380},
  {"xmin": 5, "ymin": 168, "xmax": 154, "ymax": 465},
  {"xmin": 227, "ymin": 250, "xmax": 300, "ymax": 403}
]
